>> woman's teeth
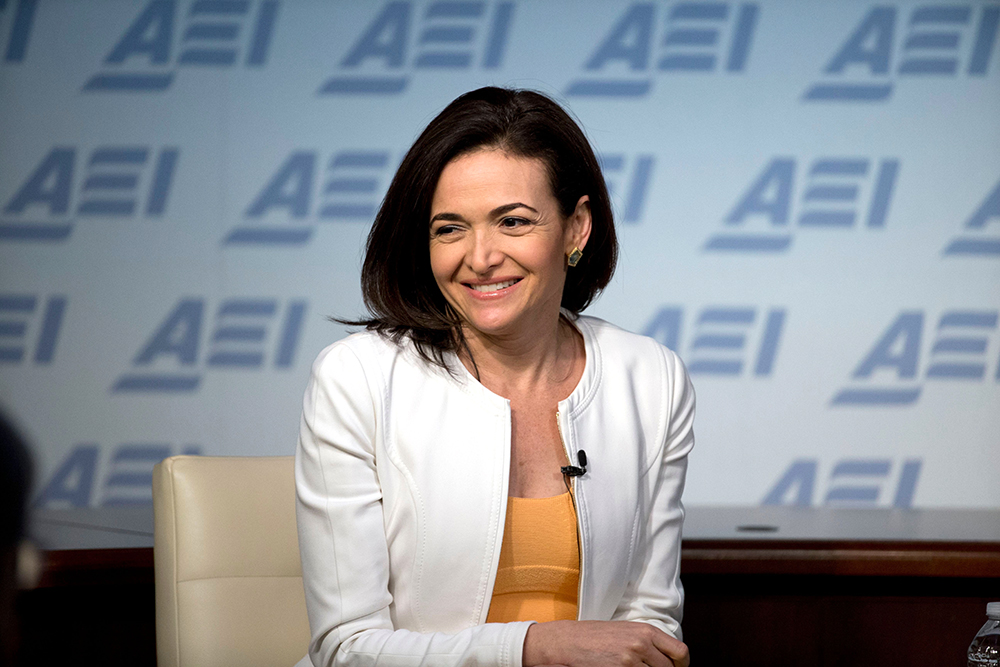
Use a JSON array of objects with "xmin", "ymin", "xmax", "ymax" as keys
[{"xmin": 470, "ymin": 279, "xmax": 519, "ymax": 293}]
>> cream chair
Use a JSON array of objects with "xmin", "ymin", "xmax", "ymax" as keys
[{"xmin": 153, "ymin": 455, "xmax": 311, "ymax": 667}]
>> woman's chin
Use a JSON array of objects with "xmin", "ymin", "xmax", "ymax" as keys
[
  {"xmin": 458, "ymin": 301, "xmax": 564, "ymax": 342},
  {"xmin": 461, "ymin": 311, "xmax": 525, "ymax": 340},
  {"xmin": 464, "ymin": 320, "xmax": 516, "ymax": 340}
]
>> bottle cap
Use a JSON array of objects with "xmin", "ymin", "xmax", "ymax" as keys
[{"xmin": 987, "ymin": 602, "xmax": 1000, "ymax": 620}]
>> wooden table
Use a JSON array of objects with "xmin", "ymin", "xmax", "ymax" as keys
[{"xmin": 20, "ymin": 506, "xmax": 1000, "ymax": 667}]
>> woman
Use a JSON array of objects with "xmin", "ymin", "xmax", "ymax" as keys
[{"xmin": 296, "ymin": 87, "xmax": 694, "ymax": 667}]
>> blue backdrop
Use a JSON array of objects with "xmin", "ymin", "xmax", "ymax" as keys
[{"xmin": 1, "ymin": 0, "xmax": 998, "ymax": 513}]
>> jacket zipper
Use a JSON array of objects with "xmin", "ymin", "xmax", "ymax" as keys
[{"xmin": 556, "ymin": 409, "xmax": 586, "ymax": 619}]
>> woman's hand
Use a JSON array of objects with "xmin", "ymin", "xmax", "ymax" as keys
[{"xmin": 523, "ymin": 620, "xmax": 690, "ymax": 667}]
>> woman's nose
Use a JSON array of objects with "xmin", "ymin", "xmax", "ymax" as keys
[{"xmin": 467, "ymin": 230, "xmax": 503, "ymax": 274}]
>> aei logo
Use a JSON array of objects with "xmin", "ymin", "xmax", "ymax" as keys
[
  {"xmin": 643, "ymin": 305, "xmax": 786, "ymax": 377},
  {"xmin": 762, "ymin": 458, "xmax": 922, "ymax": 509},
  {"xmin": 83, "ymin": 0, "xmax": 279, "ymax": 92},
  {"xmin": 833, "ymin": 310, "xmax": 1000, "ymax": 406},
  {"xmin": 112, "ymin": 297, "xmax": 307, "ymax": 393},
  {"xmin": 565, "ymin": 2, "xmax": 758, "ymax": 98},
  {"xmin": 943, "ymin": 177, "xmax": 1000, "ymax": 257},
  {"xmin": 1, "ymin": 0, "xmax": 36, "ymax": 63},
  {"xmin": 225, "ymin": 150, "xmax": 393, "ymax": 245},
  {"xmin": 318, "ymin": 1, "xmax": 514, "ymax": 96},
  {"xmin": 0, "ymin": 294, "xmax": 66, "ymax": 364},
  {"xmin": 35, "ymin": 442, "xmax": 202, "ymax": 508},
  {"xmin": 0, "ymin": 146, "xmax": 178, "ymax": 243},
  {"xmin": 804, "ymin": 4, "xmax": 1000, "ymax": 102},
  {"xmin": 704, "ymin": 157, "xmax": 899, "ymax": 252}
]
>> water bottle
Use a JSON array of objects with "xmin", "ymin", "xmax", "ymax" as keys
[{"xmin": 968, "ymin": 602, "xmax": 1000, "ymax": 666}]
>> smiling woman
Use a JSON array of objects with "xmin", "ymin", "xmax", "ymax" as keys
[
  {"xmin": 347, "ymin": 86, "xmax": 617, "ymax": 369},
  {"xmin": 295, "ymin": 88, "xmax": 695, "ymax": 667},
  {"xmin": 428, "ymin": 150, "xmax": 591, "ymax": 346}
]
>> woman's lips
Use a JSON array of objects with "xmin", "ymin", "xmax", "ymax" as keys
[
  {"xmin": 463, "ymin": 277, "xmax": 522, "ymax": 297},
  {"xmin": 468, "ymin": 278, "xmax": 520, "ymax": 293}
]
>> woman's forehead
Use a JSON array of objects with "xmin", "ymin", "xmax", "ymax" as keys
[{"xmin": 433, "ymin": 150, "xmax": 553, "ymax": 209}]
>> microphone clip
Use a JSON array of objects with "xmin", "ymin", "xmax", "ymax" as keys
[{"xmin": 560, "ymin": 450, "xmax": 588, "ymax": 477}]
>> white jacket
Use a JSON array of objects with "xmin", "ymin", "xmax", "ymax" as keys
[{"xmin": 295, "ymin": 315, "xmax": 695, "ymax": 667}]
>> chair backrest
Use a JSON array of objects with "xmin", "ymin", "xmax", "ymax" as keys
[{"xmin": 153, "ymin": 455, "xmax": 311, "ymax": 667}]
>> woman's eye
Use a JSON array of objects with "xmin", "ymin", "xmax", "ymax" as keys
[
  {"xmin": 500, "ymin": 217, "xmax": 529, "ymax": 228},
  {"xmin": 432, "ymin": 224, "xmax": 458, "ymax": 236}
]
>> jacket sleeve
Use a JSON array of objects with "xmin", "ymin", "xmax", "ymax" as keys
[
  {"xmin": 295, "ymin": 340, "xmax": 533, "ymax": 667},
  {"xmin": 609, "ymin": 345, "xmax": 695, "ymax": 641}
]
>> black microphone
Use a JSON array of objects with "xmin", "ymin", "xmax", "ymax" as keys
[{"xmin": 561, "ymin": 450, "xmax": 588, "ymax": 477}]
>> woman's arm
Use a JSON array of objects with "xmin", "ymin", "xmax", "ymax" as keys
[
  {"xmin": 609, "ymin": 346, "xmax": 695, "ymax": 635},
  {"xmin": 296, "ymin": 341, "xmax": 533, "ymax": 667},
  {"xmin": 520, "ymin": 346, "xmax": 695, "ymax": 667}
]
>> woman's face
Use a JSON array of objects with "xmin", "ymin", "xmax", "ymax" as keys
[{"xmin": 429, "ymin": 149, "xmax": 591, "ymax": 341}]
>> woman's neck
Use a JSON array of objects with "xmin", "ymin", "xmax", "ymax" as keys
[{"xmin": 458, "ymin": 315, "xmax": 583, "ymax": 398}]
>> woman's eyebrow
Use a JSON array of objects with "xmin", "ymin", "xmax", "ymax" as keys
[
  {"xmin": 490, "ymin": 202, "xmax": 537, "ymax": 217},
  {"xmin": 430, "ymin": 202, "xmax": 539, "ymax": 224},
  {"xmin": 430, "ymin": 212, "xmax": 464, "ymax": 223}
]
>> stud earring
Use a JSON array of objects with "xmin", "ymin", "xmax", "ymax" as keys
[{"xmin": 567, "ymin": 247, "xmax": 583, "ymax": 267}]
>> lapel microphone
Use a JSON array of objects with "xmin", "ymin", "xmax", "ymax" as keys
[{"xmin": 561, "ymin": 450, "xmax": 588, "ymax": 477}]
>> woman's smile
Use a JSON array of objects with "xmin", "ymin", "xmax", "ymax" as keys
[
  {"xmin": 429, "ymin": 149, "xmax": 589, "ymax": 340},
  {"xmin": 465, "ymin": 278, "xmax": 522, "ymax": 295}
]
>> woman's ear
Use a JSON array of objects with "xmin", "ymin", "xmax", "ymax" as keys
[{"xmin": 567, "ymin": 195, "xmax": 592, "ymax": 252}]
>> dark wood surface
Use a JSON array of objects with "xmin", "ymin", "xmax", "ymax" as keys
[
  {"xmin": 681, "ymin": 573, "xmax": 999, "ymax": 667},
  {"xmin": 36, "ymin": 546, "xmax": 154, "ymax": 587},
  {"xmin": 16, "ymin": 579, "xmax": 156, "ymax": 667},
  {"xmin": 682, "ymin": 538, "xmax": 1000, "ymax": 577},
  {"xmin": 16, "ymin": 548, "xmax": 158, "ymax": 666},
  {"xmin": 15, "ymin": 539, "xmax": 1000, "ymax": 667},
  {"xmin": 33, "ymin": 538, "xmax": 1000, "ymax": 587},
  {"xmin": 678, "ymin": 537, "xmax": 1000, "ymax": 665}
]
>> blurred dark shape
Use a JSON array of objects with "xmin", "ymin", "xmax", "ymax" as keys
[{"xmin": 0, "ymin": 408, "xmax": 32, "ymax": 667}]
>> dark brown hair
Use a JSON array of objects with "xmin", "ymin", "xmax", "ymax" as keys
[{"xmin": 347, "ymin": 86, "xmax": 618, "ymax": 367}]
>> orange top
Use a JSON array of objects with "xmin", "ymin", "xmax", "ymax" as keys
[{"xmin": 486, "ymin": 492, "xmax": 580, "ymax": 623}]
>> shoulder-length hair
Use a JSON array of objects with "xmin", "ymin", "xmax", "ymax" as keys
[{"xmin": 348, "ymin": 86, "xmax": 618, "ymax": 367}]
